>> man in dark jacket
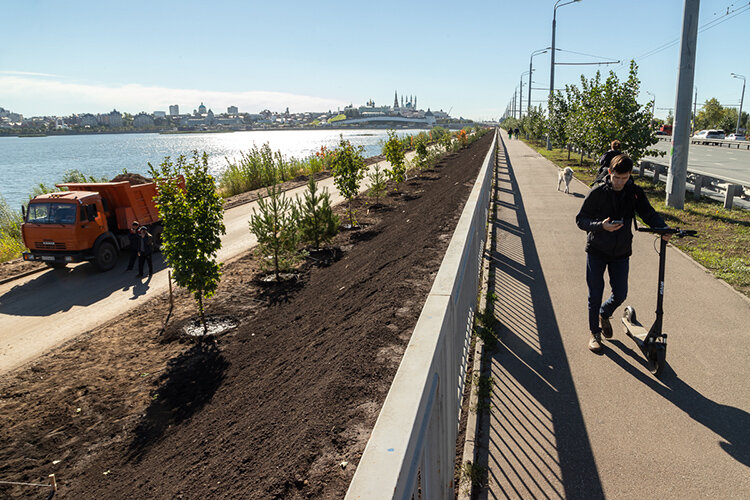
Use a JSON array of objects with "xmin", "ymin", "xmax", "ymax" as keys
[
  {"xmin": 125, "ymin": 220, "xmax": 139, "ymax": 271},
  {"xmin": 591, "ymin": 139, "xmax": 622, "ymax": 185},
  {"xmin": 136, "ymin": 226, "xmax": 154, "ymax": 278},
  {"xmin": 576, "ymin": 154, "xmax": 669, "ymax": 352}
]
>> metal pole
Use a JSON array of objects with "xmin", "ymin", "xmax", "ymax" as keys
[
  {"xmin": 520, "ymin": 75, "xmax": 524, "ymax": 119},
  {"xmin": 547, "ymin": 11, "xmax": 557, "ymax": 150},
  {"xmin": 692, "ymin": 86, "xmax": 697, "ymax": 135},
  {"xmin": 732, "ymin": 73, "xmax": 746, "ymax": 134},
  {"xmin": 547, "ymin": 0, "xmax": 581, "ymax": 150},
  {"xmin": 529, "ymin": 48, "xmax": 549, "ymax": 115},
  {"xmin": 667, "ymin": 0, "xmax": 700, "ymax": 210}
]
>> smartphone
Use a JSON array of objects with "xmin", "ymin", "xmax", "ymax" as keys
[{"xmin": 610, "ymin": 219, "xmax": 624, "ymax": 225}]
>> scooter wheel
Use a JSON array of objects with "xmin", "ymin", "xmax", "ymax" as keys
[{"xmin": 648, "ymin": 345, "xmax": 667, "ymax": 377}]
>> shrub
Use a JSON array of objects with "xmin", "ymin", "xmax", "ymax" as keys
[
  {"xmin": 295, "ymin": 174, "xmax": 339, "ymax": 249},
  {"xmin": 383, "ymin": 130, "xmax": 406, "ymax": 189},
  {"xmin": 367, "ymin": 163, "xmax": 388, "ymax": 206},
  {"xmin": 330, "ymin": 136, "xmax": 367, "ymax": 227},
  {"xmin": 250, "ymin": 183, "xmax": 301, "ymax": 280}
]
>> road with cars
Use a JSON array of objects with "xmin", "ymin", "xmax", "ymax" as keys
[{"xmin": 651, "ymin": 139, "xmax": 750, "ymax": 185}]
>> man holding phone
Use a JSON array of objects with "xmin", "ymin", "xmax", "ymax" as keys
[{"xmin": 576, "ymin": 154, "xmax": 669, "ymax": 352}]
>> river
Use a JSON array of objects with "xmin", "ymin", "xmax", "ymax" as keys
[{"xmin": 0, "ymin": 129, "xmax": 421, "ymax": 210}]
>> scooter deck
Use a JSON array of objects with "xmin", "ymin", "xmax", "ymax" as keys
[{"xmin": 622, "ymin": 317, "xmax": 649, "ymax": 342}]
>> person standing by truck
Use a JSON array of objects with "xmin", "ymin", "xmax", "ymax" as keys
[
  {"xmin": 136, "ymin": 226, "xmax": 154, "ymax": 278},
  {"xmin": 126, "ymin": 221, "xmax": 139, "ymax": 271}
]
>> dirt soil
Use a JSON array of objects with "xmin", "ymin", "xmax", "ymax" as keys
[{"xmin": 0, "ymin": 133, "xmax": 492, "ymax": 499}]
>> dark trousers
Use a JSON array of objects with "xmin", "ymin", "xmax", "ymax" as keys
[
  {"xmin": 127, "ymin": 250, "xmax": 137, "ymax": 270},
  {"xmin": 586, "ymin": 253, "xmax": 629, "ymax": 334},
  {"xmin": 138, "ymin": 253, "xmax": 153, "ymax": 276}
]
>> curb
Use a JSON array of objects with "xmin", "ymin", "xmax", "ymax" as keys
[{"xmin": 0, "ymin": 266, "xmax": 47, "ymax": 286}]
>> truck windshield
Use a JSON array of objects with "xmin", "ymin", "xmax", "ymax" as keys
[{"xmin": 27, "ymin": 202, "xmax": 78, "ymax": 224}]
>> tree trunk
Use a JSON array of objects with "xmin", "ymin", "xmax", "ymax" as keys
[{"xmin": 198, "ymin": 293, "xmax": 207, "ymax": 334}]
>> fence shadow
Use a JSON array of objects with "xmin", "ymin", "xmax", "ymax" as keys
[{"xmin": 473, "ymin": 140, "xmax": 604, "ymax": 499}]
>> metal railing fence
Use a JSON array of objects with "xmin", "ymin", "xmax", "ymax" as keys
[{"xmin": 345, "ymin": 130, "xmax": 497, "ymax": 499}]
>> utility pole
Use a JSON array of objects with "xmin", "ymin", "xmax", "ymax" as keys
[
  {"xmin": 667, "ymin": 0, "xmax": 700, "ymax": 210},
  {"xmin": 692, "ymin": 87, "xmax": 697, "ymax": 135},
  {"xmin": 731, "ymin": 73, "xmax": 746, "ymax": 134},
  {"xmin": 548, "ymin": 0, "xmax": 582, "ymax": 150}
]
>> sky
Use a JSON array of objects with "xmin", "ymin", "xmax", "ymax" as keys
[{"xmin": 1, "ymin": 0, "xmax": 748, "ymax": 121}]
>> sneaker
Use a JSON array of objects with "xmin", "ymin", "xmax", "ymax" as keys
[
  {"xmin": 588, "ymin": 332, "xmax": 602, "ymax": 352},
  {"xmin": 600, "ymin": 315, "xmax": 613, "ymax": 339}
]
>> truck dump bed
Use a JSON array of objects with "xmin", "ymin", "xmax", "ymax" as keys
[{"xmin": 56, "ymin": 181, "xmax": 159, "ymax": 230}]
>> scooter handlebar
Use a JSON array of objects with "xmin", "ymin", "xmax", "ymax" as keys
[{"xmin": 637, "ymin": 227, "xmax": 698, "ymax": 238}]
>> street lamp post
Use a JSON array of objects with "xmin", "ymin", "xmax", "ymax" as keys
[
  {"xmin": 547, "ymin": 0, "xmax": 583, "ymax": 150},
  {"xmin": 529, "ymin": 48, "xmax": 550, "ymax": 113},
  {"xmin": 731, "ymin": 73, "xmax": 746, "ymax": 134},
  {"xmin": 520, "ymin": 71, "xmax": 531, "ymax": 119},
  {"xmin": 646, "ymin": 91, "xmax": 656, "ymax": 129}
]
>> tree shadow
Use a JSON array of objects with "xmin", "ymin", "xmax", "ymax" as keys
[
  {"xmin": 604, "ymin": 339, "xmax": 750, "ymax": 467},
  {"xmin": 128, "ymin": 341, "xmax": 228, "ymax": 462},
  {"xmin": 474, "ymin": 145, "xmax": 605, "ymax": 499}
]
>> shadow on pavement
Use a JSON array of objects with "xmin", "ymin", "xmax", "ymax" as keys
[
  {"xmin": 473, "ymin": 142, "xmax": 604, "ymax": 499},
  {"xmin": 0, "ymin": 252, "xmax": 167, "ymax": 316},
  {"xmin": 605, "ymin": 339, "xmax": 750, "ymax": 467}
]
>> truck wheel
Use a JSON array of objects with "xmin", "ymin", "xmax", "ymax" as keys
[{"xmin": 94, "ymin": 242, "xmax": 118, "ymax": 271}]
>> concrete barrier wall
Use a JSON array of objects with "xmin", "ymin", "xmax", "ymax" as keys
[{"xmin": 346, "ymin": 130, "xmax": 497, "ymax": 499}]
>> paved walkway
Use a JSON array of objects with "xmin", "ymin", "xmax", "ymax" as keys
[{"xmin": 472, "ymin": 131, "xmax": 750, "ymax": 499}]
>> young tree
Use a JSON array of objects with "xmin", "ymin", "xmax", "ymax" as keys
[
  {"xmin": 367, "ymin": 163, "xmax": 388, "ymax": 206},
  {"xmin": 382, "ymin": 130, "xmax": 406, "ymax": 188},
  {"xmin": 249, "ymin": 183, "xmax": 301, "ymax": 281},
  {"xmin": 296, "ymin": 174, "xmax": 339, "ymax": 249},
  {"xmin": 415, "ymin": 136, "xmax": 429, "ymax": 172},
  {"xmin": 548, "ymin": 90, "xmax": 569, "ymax": 151},
  {"xmin": 331, "ymin": 135, "xmax": 367, "ymax": 226},
  {"xmin": 150, "ymin": 152, "xmax": 225, "ymax": 334}
]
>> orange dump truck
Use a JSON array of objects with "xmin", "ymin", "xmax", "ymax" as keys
[{"xmin": 22, "ymin": 181, "xmax": 162, "ymax": 271}]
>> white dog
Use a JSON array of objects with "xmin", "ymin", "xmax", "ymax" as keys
[{"xmin": 557, "ymin": 167, "xmax": 574, "ymax": 194}]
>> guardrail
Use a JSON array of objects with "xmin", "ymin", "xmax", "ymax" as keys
[
  {"xmin": 657, "ymin": 135, "xmax": 750, "ymax": 149},
  {"xmin": 345, "ymin": 130, "xmax": 497, "ymax": 499},
  {"xmin": 638, "ymin": 159, "xmax": 750, "ymax": 210}
]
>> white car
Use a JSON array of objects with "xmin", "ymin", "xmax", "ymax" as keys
[
  {"xmin": 726, "ymin": 133, "xmax": 746, "ymax": 141},
  {"xmin": 694, "ymin": 129, "xmax": 725, "ymax": 139}
]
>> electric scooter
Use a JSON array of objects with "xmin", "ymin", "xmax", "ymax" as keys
[{"xmin": 621, "ymin": 226, "xmax": 697, "ymax": 377}]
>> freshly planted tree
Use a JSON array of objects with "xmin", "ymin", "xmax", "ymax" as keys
[
  {"xmin": 330, "ymin": 136, "xmax": 366, "ymax": 227},
  {"xmin": 295, "ymin": 174, "xmax": 339, "ymax": 249},
  {"xmin": 149, "ymin": 151, "xmax": 226, "ymax": 334},
  {"xmin": 367, "ymin": 163, "xmax": 388, "ymax": 206},
  {"xmin": 250, "ymin": 183, "xmax": 301, "ymax": 281},
  {"xmin": 382, "ymin": 130, "xmax": 406, "ymax": 188},
  {"xmin": 415, "ymin": 136, "xmax": 429, "ymax": 173}
]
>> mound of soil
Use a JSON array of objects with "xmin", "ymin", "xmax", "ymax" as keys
[
  {"xmin": 109, "ymin": 173, "xmax": 152, "ymax": 185},
  {"xmin": 0, "ymin": 132, "xmax": 493, "ymax": 499}
]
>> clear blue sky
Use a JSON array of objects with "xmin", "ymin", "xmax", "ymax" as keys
[{"xmin": 1, "ymin": 0, "xmax": 748, "ymax": 121}]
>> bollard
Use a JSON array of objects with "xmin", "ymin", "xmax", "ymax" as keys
[
  {"xmin": 723, "ymin": 184, "xmax": 738, "ymax": 210},
  {"xmin": 652, "ymin": 163, "xmax": 660, "ymax": 184},
  {"xmin": 693, "ymin": 175, "xmax": 703, "ymax": 200}
]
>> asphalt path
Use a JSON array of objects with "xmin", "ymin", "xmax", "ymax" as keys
[
  {"xmin": 476, "ymin": 133, "xmax": 750, "ymax": 498},
  {"xmin": 0, "ymin": 154, "xmax": 412, "ymax": 375},
  {"xmin": 651, "ymin": 140, "xmax": 750, "ymax": 185}
]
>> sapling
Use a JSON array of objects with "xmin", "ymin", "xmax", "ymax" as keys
[
  {"xmin": 249, "ymin": 183, "xmax": 301, "ymax": 282},
  {"xmin": 149, "ymin": 151, "xmax": 225, "ymax": 334},
  {"xmin": 367, "ymin": 163, "xmax": 388, "ymax": 206},
  {"xmin": 382, "ymin": 130, "xmax": 406, "ymax": 191},
  {"xmin": 330, "ymin": 136, "xmax": 366, "ymax": 228},
  {"xmin": 296, "ymin": 174, "xmax": 339, "ymax": 249}
]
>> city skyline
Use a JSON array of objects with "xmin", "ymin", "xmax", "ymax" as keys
[{"xmin": 1, "ymin": 0, "xmax": 748, "ymax": 121}]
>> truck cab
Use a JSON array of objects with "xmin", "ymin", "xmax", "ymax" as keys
[{"xmin": 22, "ymin": 190, "xmax": 119, "ymax": 270}]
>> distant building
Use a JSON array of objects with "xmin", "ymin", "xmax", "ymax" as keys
[
  {"xmin": 108, "ymin": 110, "xmax": 123, "ymax": 127},
  {"xmin": 169, "ymin": 104, "xmax": 179, "ymax": 116},
  {"xmin": 153, "ymin": 111, "xmax": 166, "ymax": 118},
  {"xmin": 133, "ymin": 112, "xmax": 154, "ymax": 128},
  {"xmin": 198, "ymin": 102, "xmax": 207, "ymax": 115},
  {"xmin": 80, "ymin": 113, "xmax": 98, "ymax": 127},
  {"xmin": 227, "ymin": 106, "xmax": 238, "ymax": 115}
]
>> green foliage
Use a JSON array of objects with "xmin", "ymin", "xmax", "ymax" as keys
[
  {"xmin": 149, "ymin": 152, "xmax": 226, "ymax": 332},
  {"xmin": 329, "ymin": 114, "xmax": 346, "ymax": 123},
  {"xmin": 330, "ymin": 135, "xmax": 366, "ymax": 226},
  {"xmin": 295, "ymin": 175, "xmax": 339, "ymax": 249},
  {"xmin": 367, "ymin": 163, "xmax": 388, "ymax": 206},
  {"xmin": 382, "ymin": 130, "xmax": 406, "ymax": 188},
  {"xmin": 415, "ymin": 135, "xmax": 429, "ymax": 171},
  {"xmin": 219, "ymin": 142, "xmax": 312, "ymax": 197},
  {"xmin": 249, "ymin": 183, "xmax": 301, "ymax": 280},
  {"xmin": 0, "ymin": 195, "xmax": 24, "ymax": 262},
  {"xmin": 430, "ymin": 126, "xmax": 449, "ymax": 143}
]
